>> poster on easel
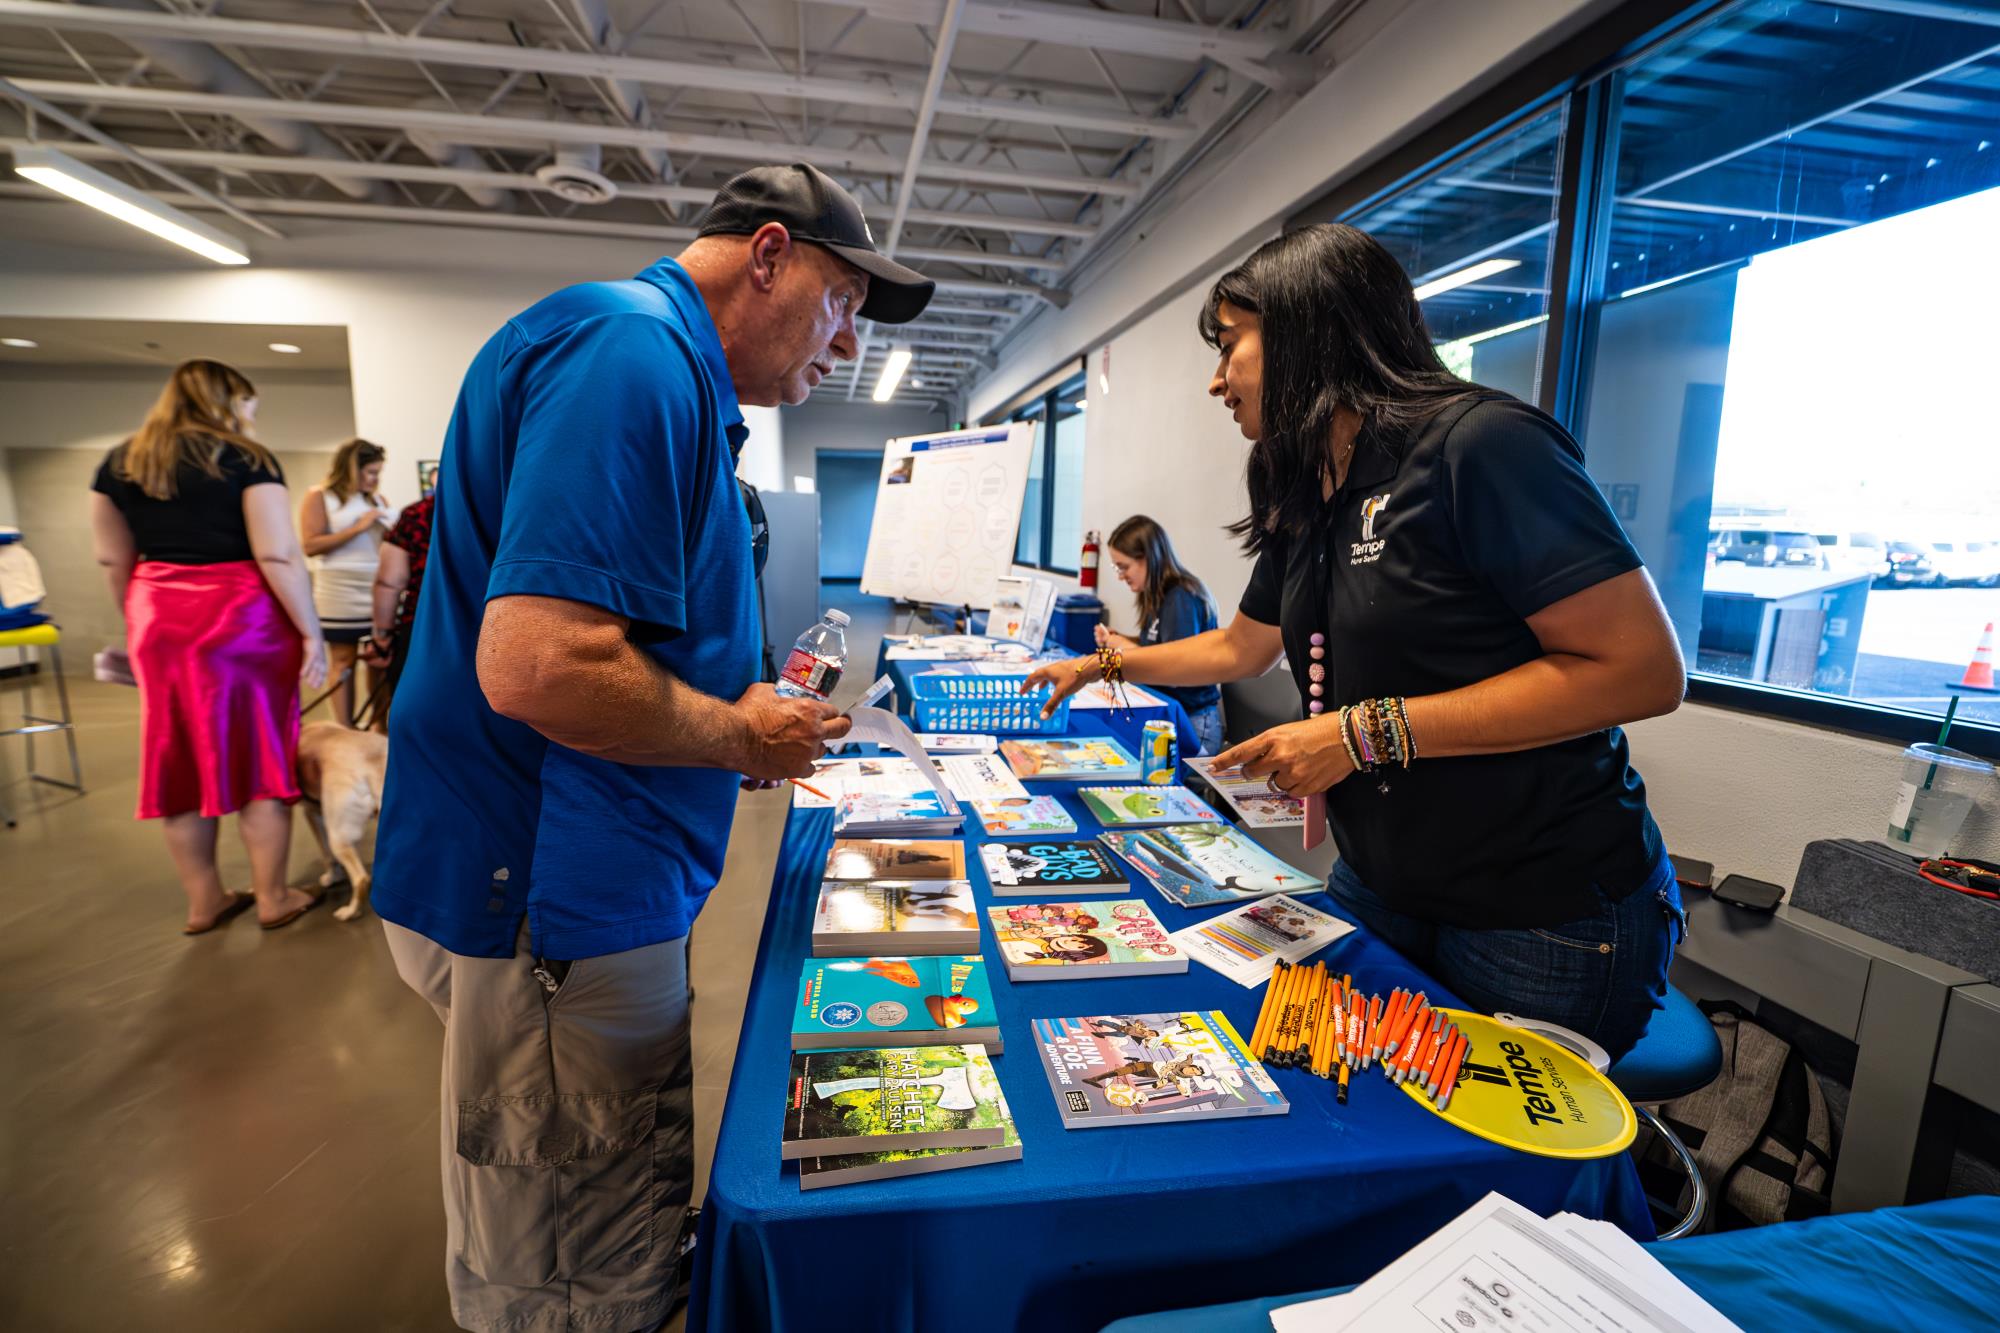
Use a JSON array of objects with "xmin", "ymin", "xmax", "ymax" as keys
[
  {"xmin": 859, "ymin": 423, "xmax": 1035, "ymax": 610},
  {"xmin": 989, "ymin": 574, "xmax": 1057, "ymax": 650}
]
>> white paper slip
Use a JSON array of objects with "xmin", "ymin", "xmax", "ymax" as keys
[
  {"xmin": 915, "ymin": 732, "xmax": 999, "ymax": 754},
  {"xmin": 1168, "ymin": 895, "xmax": 1354, "ymax": 988},
  {"xmin": 1268, "ymin": 1192, "xmax": 1741, "ymax": 1333},
  {"xmin": 792, "ymin": 757, "xmax": 931, "ymax": 809},
  {"xmin": 1070, "ymin": 680, "xmax": 1166, "ymax": 710},
  {"xmin": 936, "ymin": 753, "xmax": 1031, "ymax": 804}
]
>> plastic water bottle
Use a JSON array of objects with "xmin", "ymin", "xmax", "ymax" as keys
[{"xmin": 776, "ymin": 609, "xmax": 849, "ymax": 701}]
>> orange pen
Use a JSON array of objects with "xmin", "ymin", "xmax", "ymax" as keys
[
  {"xmin": 1368, "ymin": 990, "xmax": 1395, "ymax": 1065},
  {"xmin": 1430, "ymin": 1031, "xmax": 1469, "ymax": 1102},
  {"xmin": 1396, "ymin": 1011, "xmax": 1437, "ymax": 1084},
  {"xmin": 1364, "ymin": 994, "xmax": 1385, "ymax": 1068},
  {"xmin": 1436, "ymin": 1034, "xmax": 1471, "ymax": 1111},
  {"xmin": 1373, "ymin": 990, "xmax": 1403, "ymax": 1064},
  {"xmin": 1389, "ymin": 991, "xmax": 1429, "ymax": 1059},
  {"xmin": 1417, "ymin": 1021, "xmax": 1452, "ymax": 1091}
]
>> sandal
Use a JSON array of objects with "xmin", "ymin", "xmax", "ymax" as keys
[
  {"xmin": 184, "ymin": 893, "xmax": 255, "ymax": 936},
  {"xmin": 260, "ymin": 891, "xmax": 327, "ymax": 932}
]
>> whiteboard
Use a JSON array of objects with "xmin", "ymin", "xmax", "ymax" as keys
[{"xmin": 859, "ymin": 423, "xmax": 1034, "ymax": 609}]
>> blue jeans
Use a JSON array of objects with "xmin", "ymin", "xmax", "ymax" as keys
[
  {"xmin": 1186, "ymin": 704, "xmax": 1225, "ymax": 756},
  {"xmin": 1327, "ymin": 851, "xmax": 1685, "ymax": 1063}
]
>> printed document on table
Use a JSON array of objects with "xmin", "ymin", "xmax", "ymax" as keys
[
  {"xmin": 840, "ymin": 706, "xmax": 958, "ymax": 810},
  {"xmin": 1268, "ymin": 1192, "xmax": 1741, "ymax": 1333}
]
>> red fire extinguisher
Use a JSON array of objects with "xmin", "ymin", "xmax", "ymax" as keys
[{"xmin": 1080, "ymin": 529, "xmax": 1100, "ymax": 590}]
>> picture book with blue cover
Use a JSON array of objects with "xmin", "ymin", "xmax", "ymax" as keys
[
  {"xmin": 1077, "ymin": 784, "xmax": 1224, "ymax": 829},
  {"xmin": 998, "ymin": 736, "xmax": 1141, "ymax": 781},
  {"xmin": 1097, "ymin": 823, "xmax": 1324, "ymax": 908},
  {"xmin": 793, "ymin": 955, "xmax": 1000, "ymax": 1051}
]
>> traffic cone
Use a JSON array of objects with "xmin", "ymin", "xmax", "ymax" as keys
[{"xmin": 1950, "ymin": 622, "xmax": 1997, "ymax": 692}]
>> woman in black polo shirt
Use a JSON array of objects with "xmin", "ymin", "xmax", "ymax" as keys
[{"xmin": 1027, "ymin": 225, "xmax": 1688, "ymax": 1060}]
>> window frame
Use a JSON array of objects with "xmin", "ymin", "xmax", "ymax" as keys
[
  {"xmin": 1280, "ymin": 0, "xmax": 2000, "ymax": 761},
  {"xmin": 980, "ymin": 358, "xmax": 1088, "ymax": 575}
]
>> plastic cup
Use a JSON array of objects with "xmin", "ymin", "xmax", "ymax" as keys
[{"xmin": 1886, "ymin": 743, "xmax": 1994, "ymax": 858}]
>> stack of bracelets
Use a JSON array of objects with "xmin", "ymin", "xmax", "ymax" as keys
[
  {"xmin": 1336, "ymin": 696, "xmax": 1416, "ymax": 793},
  {"xmin": 1076, "ymin": 642, "xmax": 1132, "ymax": 717}
]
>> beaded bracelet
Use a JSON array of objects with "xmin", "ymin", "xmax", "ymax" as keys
[
  {"xmin": 1391, "ymin": 695, "xmax": 1417, "ymax": 765},
  {"xmin": 1336, "ymin": 704, "xmax": 1365, "ymax": 772}
]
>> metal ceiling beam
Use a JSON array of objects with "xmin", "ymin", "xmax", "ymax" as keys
[
  {"xmin": 0, "ymin": 0, "xmax": 1196, "ymax": 141},
  {"xmin": 852, "ymin": 0, "xmax": 967, "ymax": 399},
  {"xmin": 1803, "ymin": 0, "xmax": 2000, "ymax": 28},
  {"xmin": 798, "ymin": 0, "xmax": 1314, "ymax": 90},
  {"xmin": 0, "ymin": 139, "xmax": 1099, "ymax": 236},
  {"xmin": 11, "ymin": 78, "xmax": 1143, "ymax": 196}
]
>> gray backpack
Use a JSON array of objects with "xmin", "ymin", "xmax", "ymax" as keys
[{"xmin": 1657, "ymin": 1002, "xmax": 1835, "ymax": 1230}]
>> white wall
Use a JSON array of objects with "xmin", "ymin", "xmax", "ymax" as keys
[{"xmin": 777, "ymin": 400, "xmax": 951, "ymax": 494}]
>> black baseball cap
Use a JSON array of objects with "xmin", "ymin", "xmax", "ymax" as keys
[{"xmin": 696, "ymin": 163, "xmax": 936, "ymax": 325}]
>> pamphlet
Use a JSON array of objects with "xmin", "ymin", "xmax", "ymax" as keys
[
  {"xmin": 1031, "ymin": 1011, "xmax": 1287, "ymax": 1128},
  {"xmin": 1183, "ymin": 755, "xmax": 1305, "ymax": 828},
  {"xmin": 1266, "ymin": 1192, "xmax": 1742, "ymax": 1332},
  {"xmin": 915, "ymin": 732, "xmax": 999, "ymax": 754},
  {"xmin": 1167, "ymin": 894, "xmax": 1353, "ymax": 987},
  {"xmin": 1098, "ymin": 823, "xmax": 1323, "ymax": 908},
  {"xmin": 833, "ymin": 789, "xmax": 963, "ymax": 837},
  {"xmin": 937, "ymin": 752, "xmax": 1031, "ymax": 804}
]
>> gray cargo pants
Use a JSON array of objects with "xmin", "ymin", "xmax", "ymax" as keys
[{"xmin": 384, "ymin": 921, "xmax": 693, "ymax": 1333}]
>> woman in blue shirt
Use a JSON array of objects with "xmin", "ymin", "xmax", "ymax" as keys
[{"xmin": 1096, "ymin": 515, "xmax": 1225, "ymax": 752}]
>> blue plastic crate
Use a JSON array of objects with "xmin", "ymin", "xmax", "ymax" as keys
[{"xmin": 909, "ymin": 671, "xmax": 1070, "ymax": 735}]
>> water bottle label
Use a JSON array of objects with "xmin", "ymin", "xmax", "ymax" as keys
[{"xmin": 780, "ymin": 648, "xmax": 840, "ymax": 699}]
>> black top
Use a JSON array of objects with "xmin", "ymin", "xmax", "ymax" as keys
[
  {"xmin": 91, "ymin": 441, "xmax": 285, "ymax": 565},
  {"xmin": 1238, "ymin": 393, "xmax": 1662, "ymax": 929},
  {"xmin": 1140, "ymin": 583, "xmax": 1221, "ymax": 714}
]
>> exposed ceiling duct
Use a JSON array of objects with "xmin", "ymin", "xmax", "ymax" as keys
[
  {"xmin": 535, "ymin": 145, "xmax": 617, "ymax": 206},
  {"xmin": 73, "ymin": 0, "xmax": 384, "ymax": 203}
]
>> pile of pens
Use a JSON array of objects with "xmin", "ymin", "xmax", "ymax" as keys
[{"xmin": 1249, "ymin": 961, "xmax": 1470, "ymax": 1112}]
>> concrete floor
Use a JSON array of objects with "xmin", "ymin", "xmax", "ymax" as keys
[{"xmin": 0, "ymin": 586, "xmax": 894, "ymax": 1331}]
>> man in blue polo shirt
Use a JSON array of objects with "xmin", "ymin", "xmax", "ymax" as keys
[{"xmin": 372, "ymin": 164, "xmax": 934, "ymax": 1333}]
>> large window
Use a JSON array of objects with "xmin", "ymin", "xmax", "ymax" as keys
[
  {"xmin": 1345, "ymin": 102, "xmax": 1569, "ymax": 404},
  {"xmin": 1306, "ymin": 0, "xmax": 2000, "ymax": 752},
  {"xmin": 990, "ymin": 364, "xmax": 1087, "ymax": 574}
]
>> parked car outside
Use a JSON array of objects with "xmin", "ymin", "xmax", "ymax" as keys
[
  {"xmin": 1713, "ymin": 528, "xmax": 1828, "ymax": 569},
  {"xmin": 1928, "ymin": 540, "xmax": 2000, "ymax": 587},
  {"xmin": 1882, "ymin": 540, "xmax": 1942, "ymax": 587},
  {"xmin": 1812, "ymin": 530, "xmax": 1891, "ymax": 582}
]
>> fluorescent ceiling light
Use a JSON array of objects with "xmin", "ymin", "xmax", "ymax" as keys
[
  {"xmin": 1412, "ymin": 257, "xmax": 1520, "ymax": 301},
  {"xmin": 792, "ymin": 475, "xmax": 816, "ymax": 493},
  {"xmin": 1617, "ymin": 261, "xmax": 1738, "ymax": 300},
  {"xmin": 268, "ymin": 342, "xmax": 302, "ymax": 354},
  {"xmin": 12, "ymin": 146, "xmax": 249, "ymax": 266},
  {"xmin": 1457, "ymin": 313, "xmax": 1549, "ymax": 346},
  {"xmin": 872, "ymin": 345, "xmax": 913, "ymax": 403},
  {"xmin": 0, "ymin": 337, "xmax": 37, "ymax": 349}
]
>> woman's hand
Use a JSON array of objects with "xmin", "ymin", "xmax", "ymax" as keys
[
  {"xmin": 1020, "ymin": 655, "xmax": 1098, "ymax": 719},
  {"xmin": 1093, "ymin": 624, "xmax": 1136, "ymax": 651},
  {"xmin": 301, "ymin": 636, "xmax": 329, "ymax": 690},
  {"xmin": 1213, "ymin": 714, "xmax": 1354, "ymax": 797}
]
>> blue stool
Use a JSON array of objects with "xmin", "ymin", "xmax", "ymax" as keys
[{"xmin": 1607, "ymin": 985, "xmax": 1723, "ymax": 1239}]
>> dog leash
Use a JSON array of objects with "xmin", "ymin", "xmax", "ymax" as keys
[{"xmin": 302, "ymin": 666, "xmax": 382, "ymax": 725}]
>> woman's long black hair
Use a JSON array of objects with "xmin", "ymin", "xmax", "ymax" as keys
[{"xmin": 1199, "ymin": 223, "xmax": 1475, "ymax": 555}]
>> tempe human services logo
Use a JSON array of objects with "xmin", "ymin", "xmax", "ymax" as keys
[{"xmin": 1351, "ymin": 493, "xmax": 1392, "ymax": 564}]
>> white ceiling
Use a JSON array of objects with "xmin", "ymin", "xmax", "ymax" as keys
[
  {"xmin": 0, "ymin": 315, "xmax": 351, "ymax": 370},
  {"xmin": 0, "ymin": 0, "xmax": 1349, "ymax": 408}
]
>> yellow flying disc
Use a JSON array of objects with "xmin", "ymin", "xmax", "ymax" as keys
[{"xmin": 1399, "ymin": 1009, "xmax": 1636, "ymax": 1160}]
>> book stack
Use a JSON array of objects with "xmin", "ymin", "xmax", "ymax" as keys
[
  {"xmin": 813, "ymin": 881, "xmax": 980, "ymax": 957},
  {"xmin": 834, "ymin": 789, "xmax": 963, "ymax": 837},
  {"xmin": 793, "ymin": 955, "xmax": 1001, "ymax": 1052},
  {"xmin": 824, "ymin": 838, "xmax": 967, "ymax": 882},
  {"xmin": 785, "ymin": 1046, "xmax": 1023, "ymax": 1189}
]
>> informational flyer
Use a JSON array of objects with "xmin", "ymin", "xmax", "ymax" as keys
[{"xmin": 860, "ymin": 424, "xmax": 1035, "ymax": 609}]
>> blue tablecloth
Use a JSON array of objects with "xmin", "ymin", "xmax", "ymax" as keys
[
  {"xmin": 1100, "ymin": 1195, "xmax": 2000, "ymax": 1332},
  {"xmin": 873, "ymin": 643, "xmax": 1201, "ymax": 759},
  {"xmin": 687, "ymin": 729, "xmax": 1653, "ymax": 1333}
]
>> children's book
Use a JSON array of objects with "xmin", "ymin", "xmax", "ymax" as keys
[
  {"xmin": 798, "ymin": 1118, "xmax": 1022, "ymax": 1190},
  {"xmin": 781, "ymin": 1045, "xmax": 1010, "ymax": 1159},
  {"xmin": 1182, "ymin": 756, "xmax": 1305, "ymax": 828},
  {"xmin": 997, "ymin": 736, "xmax": 1141, "ymax": 782},
  {"xmin": 793, "ymin": 956, "xmax": 1000, "ymax": 1051},
  {"xmin": 984, "ymin": 899, "xmax": 1186, "ymax": 980},
  {"xmin": 1077, "ymin": 784, "xmax": 1224, "ymax": 829},
  {"xmin": 1097, "ymin": 824, "xmax": 1324, "ymax": 909},
  {"xmin": 833, "ymin": 788, "xmax": 963, "ymax": 837},
  {"xmin": 1166, "ymin": 894, "xmax": 1354, "ymax": 987},
  {"xmin": 915, "ymin": 733, "xmax": 999, "ymax": 754},
  {"xmin": 978, "ymin": 840, "xmax": 1128, "ymax": 896},
  {"xmin": 813, "ymin": 881, "xmax": 980, "ymax": 956},
  {"xmin": 969, "ymin": 794, "xmax": 1078, "ymax": 838},
  {"xmin": 824, "ymin": 839, "xmax": 967, "ymax": 882},
  {"xmin": 1031, "ymin": 1011, "xmax": 1288, "ymax": 1128}
]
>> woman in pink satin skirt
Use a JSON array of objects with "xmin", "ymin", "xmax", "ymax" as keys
[{"xmin": 88, "ymin": 360, "xmax": 331, "ymax": 934}]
